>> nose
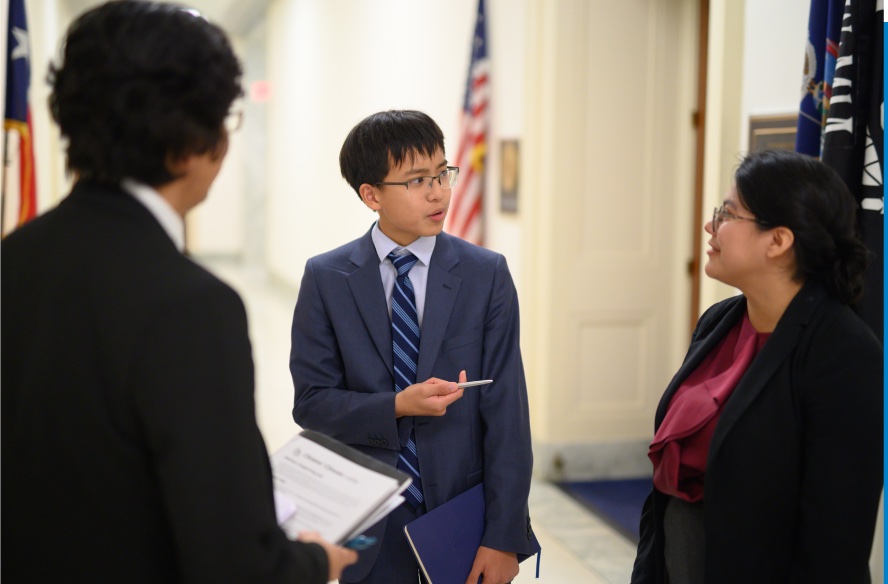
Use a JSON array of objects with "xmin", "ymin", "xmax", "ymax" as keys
[
  {"xmin": 704, "ymin": 220, "xmax": 715, "ymax": 235},
  {"xmin": 427, "ymin": 179, "xmax": 445, "ymax": 200}
]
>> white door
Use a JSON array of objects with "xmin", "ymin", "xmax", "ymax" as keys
[{"xmin": 521, "ymin": 0, "xmax": 699, "ymax": 478}]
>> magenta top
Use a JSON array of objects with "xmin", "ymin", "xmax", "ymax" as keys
[{"xmin": 648, "ymin": 312, "xmax": 771, "ymax": 502}]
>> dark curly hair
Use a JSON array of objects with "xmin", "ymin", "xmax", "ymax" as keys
[
  {"xmin": 339, "ymin": 110, "xmax": 446, "ymax": 200},
  {"xmin": 735, "ymin": 149, "xmax": 869, "ymax": 306},
  {"xmin": 47, "ymin": 1, "xmax": 243, "ymax": 186}
]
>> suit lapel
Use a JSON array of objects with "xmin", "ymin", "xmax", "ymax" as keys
[
  {"xmin": 417, "ymin": 234, "xmax": 461, "ymax": 381},
  {"xmin": 708, "ymin": 283, "xmax": 826, "ymax": 460},
  {"xmin": 655, "ymin": 299, "xmax": 747, "ymax": 426},
  {"xmin": 347, "ymin": 231, "xmax": 394, "ymax": 374}
]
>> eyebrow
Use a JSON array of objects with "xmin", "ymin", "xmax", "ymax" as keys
[{"xmin": 404, "ymin": 159, "xmax": 448, "ymax": 177}]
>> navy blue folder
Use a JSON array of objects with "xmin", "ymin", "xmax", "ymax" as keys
[{"xmin": 404, "ymin": 484, "xmax": 541, "ymax": 583}]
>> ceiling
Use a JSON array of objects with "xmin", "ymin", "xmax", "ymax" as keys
[{"xmin": 62, "ymin": 0, "xmax": 271, "ymax": 36}]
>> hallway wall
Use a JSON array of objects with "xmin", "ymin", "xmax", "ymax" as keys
[
  {"xmin": 22, "ymin": 0, "xmax": 869, "ymax": 478},
  {"xmin": 263, "ymin": 0, "xmax": 527, "ymax": 292}
]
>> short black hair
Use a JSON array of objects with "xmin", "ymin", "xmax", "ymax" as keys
[
  {"xmin": 735, "ymin": 149, "xmax": 869, "ymax": 306},
  {"xmin": 339, "ymin": 110, "xmax": 446, "ymax": 199},
  {"xmin": 48, "ymin": 1, "xmax": 243, "ymax": 186}
]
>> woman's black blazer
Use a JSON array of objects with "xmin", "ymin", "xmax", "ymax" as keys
[{"xmin": 632, "ymin": 282, "xmax": 883, "ymax": 584}]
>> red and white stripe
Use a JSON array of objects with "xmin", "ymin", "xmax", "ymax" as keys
[{"xmin": 446, "ymin": 59, "xmax": 490, "ymax": 246}]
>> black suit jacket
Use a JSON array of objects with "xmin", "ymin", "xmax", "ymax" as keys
[
  {"xmin": 632, "ymin": 282, "xmax": 883, "ymax": 584},
  {"xmin": 2, "ymin": 182, "xmax": 327, "ymax": 583}
]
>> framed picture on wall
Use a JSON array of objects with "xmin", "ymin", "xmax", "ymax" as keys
[
  {"xmin": 500, "ymin": 139, "xmax": 519, "ymax": 213},
  {"xmin": 748, "ymin": 114, "xmax": 798, "ymax": 153}
]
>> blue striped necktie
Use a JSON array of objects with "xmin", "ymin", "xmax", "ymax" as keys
[{"xmin": 388, "ymin": 251, "xmax": 424, "ymax": 508}]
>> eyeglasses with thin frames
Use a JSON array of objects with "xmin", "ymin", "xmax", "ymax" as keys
[
  {"xmin": 375, "ymin": 166, "xmax": 460, "ymax": 194},
  {"xmin": 711, "ymin": 205, "xmax": 771, "ymax": 234}
]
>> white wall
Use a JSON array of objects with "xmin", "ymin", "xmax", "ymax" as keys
[
  {"xmin": 740, "ymin": 0, "xmax": 810, "ymax": 150},
  {"xmin": 187, "ymin": 101, "xmax": 246, "ymax": 255},
  {"xmin": 264, "ymin": 0, "xmax": 526, "ymax": 290},
  {"xmin": 484, "ymin": 0, "xmax": 526, "ymax": 288}
]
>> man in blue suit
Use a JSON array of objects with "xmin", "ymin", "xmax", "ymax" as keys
[{"xmin": 290, "ymin": 110, "xmax": 536, "ymax": 584}]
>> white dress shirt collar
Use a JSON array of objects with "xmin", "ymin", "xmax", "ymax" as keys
[
  {"xmin": 370, "ymin": 222, "xmax": 436, "ymax": 266},
  {"xmin": 121, "ymin": 178, "xmax": 185, "ymax": 252}
]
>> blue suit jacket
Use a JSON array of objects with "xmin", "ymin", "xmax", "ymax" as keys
[{"xmin": 290, "ymin": 228, "xmax": 536, "ymax": 578}]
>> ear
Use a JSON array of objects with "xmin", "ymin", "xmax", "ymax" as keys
[
  {"xmin": 765, "ymin": 226, "xmax": 795, "ymax": 260},
  {"xmin": 165, "ymin": 151, "xmax": 191, "ymax": 179},
  {"xmin": 359, "ymin": 183, "xmax": 381, "ymax": 211}
]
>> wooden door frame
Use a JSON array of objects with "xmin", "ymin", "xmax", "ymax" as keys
[{"xmin": 689, "ymin": 0, "xmax": 709, "ymax": 333}]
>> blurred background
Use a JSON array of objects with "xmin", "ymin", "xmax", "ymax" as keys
[{"xmin": 2, "ymin": 1, "xmax": 882, "ymax": 581}]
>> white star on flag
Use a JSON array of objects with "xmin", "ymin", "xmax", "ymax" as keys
[{"xmin": 11, "ymin": 26, "xmax": 29, "ymax": 62}]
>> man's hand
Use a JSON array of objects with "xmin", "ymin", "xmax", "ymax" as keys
[
  {"xmin": 297, "ymin": 531, "xmax": 358, "ymax": 581},
  {"xmin": 395, "ymin": 370, "xmax": 467, "ymax": 417},
  {"xmin": 465, "ymin": 546, "xmax": 519, "ymax": 584}
]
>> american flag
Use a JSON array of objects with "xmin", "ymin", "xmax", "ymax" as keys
[
  {"xmin": 446, "ymin": 0, "xmax": 489, "ymax": 246},
  {"xmin": 3, "ymin": 0, "xmax": 37, "ymax": 234}
]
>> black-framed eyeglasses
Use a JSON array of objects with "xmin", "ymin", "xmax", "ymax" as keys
[
  {"xmin": 375, "ymin": 166, "xmax": 459, "ymax": 194},
  {"xmin": 712, "ymin": 205, "xmax": 771, "ymax": 234}
]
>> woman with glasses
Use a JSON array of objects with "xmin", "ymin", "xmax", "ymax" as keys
[{"xmin": 631, "ymin": 149, "xmax": 882, "ymax": 584}]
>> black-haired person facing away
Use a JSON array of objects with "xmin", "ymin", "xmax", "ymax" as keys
[
  {"xmin": 631, "ymin": 149, "xmax": 883, "ymax": 584},
  {"xmin": 1, "ymin": 2, "xmax": 356, "ymax": 582}
]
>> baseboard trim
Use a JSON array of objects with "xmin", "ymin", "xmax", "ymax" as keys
[{"xmin": 533, "ymin": 439, "xmax": 653, "ymax": 482}]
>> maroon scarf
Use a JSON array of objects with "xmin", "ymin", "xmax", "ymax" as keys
[{"xmin": 649, "ymin": 313, "xmax": 770, "ymax": 502}]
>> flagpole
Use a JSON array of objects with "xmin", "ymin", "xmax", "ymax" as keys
[{"xmin": 1, "ymin": 129, "xmax": 9, "ymax": 235}]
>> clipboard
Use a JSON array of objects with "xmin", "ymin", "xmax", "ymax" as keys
[{"xmin": 271, "ymin": 429, "xmax": 412, "ymax": 544}]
